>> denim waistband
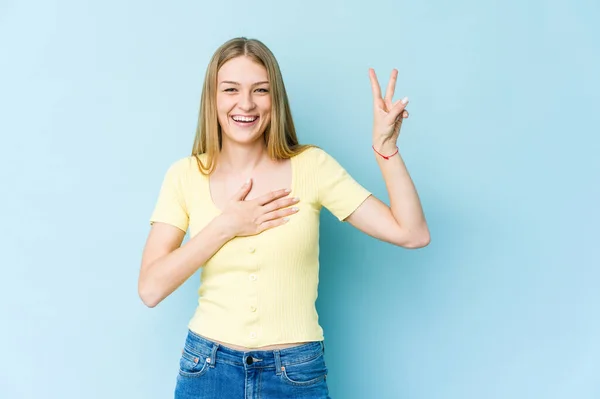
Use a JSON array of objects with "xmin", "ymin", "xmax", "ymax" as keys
[{"xmin": 183, "ymin": 329, "xmax": 324, "ymax": 370}]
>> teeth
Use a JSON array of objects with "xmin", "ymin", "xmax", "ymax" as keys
[{"xmin": 233, "ymin": 116, "xmax": 257, "ymax": 122}]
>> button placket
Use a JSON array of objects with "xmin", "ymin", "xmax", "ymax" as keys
[{"xmin": 246, "ymin": 240, "xmax": 260, "ymax": 343}]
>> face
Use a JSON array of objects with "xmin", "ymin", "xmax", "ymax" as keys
[{"xmin": 216, "ymin": 56, "xmax": 271, "ymax": 146}]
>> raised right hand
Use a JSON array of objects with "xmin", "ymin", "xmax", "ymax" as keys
[{"xmin": 217, "ymin": 178, "xmax": 299, "ymax": 238}]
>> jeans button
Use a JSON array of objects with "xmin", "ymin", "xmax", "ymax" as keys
[{"xmin": 246, "ymin": 356, "xmax": 253, "ymax": 365}]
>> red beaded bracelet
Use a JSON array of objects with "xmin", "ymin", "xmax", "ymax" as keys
[{"xmin": 372, "ymin": 145, "xmax": 399, "ymax": 160}]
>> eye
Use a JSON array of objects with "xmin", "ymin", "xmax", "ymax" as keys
[
  {"xmin": 223, "ymin": 88, "xmax": 237, "ymax": 92},
  {"xmin": 255, "ymin": 88, "xmax": 269, "ymax": 93}
]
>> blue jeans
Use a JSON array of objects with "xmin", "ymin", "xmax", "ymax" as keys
[{"xmin": 174, "ymin": 329, "xmax": 331, "ymax": 398}]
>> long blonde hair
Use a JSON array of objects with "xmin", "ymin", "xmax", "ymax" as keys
[{"xmin": 191, "ymin": 37, "xmax": 312, "ymax": 175}]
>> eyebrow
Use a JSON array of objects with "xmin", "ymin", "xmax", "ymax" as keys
[{"xmin": 219, "ymin": 80, "xmax": 270, "ymax": 86}]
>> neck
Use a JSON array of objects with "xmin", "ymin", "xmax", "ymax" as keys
[{"xmin": 217, "ymin": 138, "xmax": 270, "ymax": 175}]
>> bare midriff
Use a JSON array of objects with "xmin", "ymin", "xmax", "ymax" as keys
[{"xmin": 199, "ymin": 334, "xmax": 310, "ymax": 351}]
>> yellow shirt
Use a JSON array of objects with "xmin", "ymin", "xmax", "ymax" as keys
[{"xmin": 149, "ymin": 147, "xmax": 371, "ymax": 348}]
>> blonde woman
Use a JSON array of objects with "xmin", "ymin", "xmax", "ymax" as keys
[{"xmin": 138, "ymin": 37, "xmax": 429, "ymax": 398}]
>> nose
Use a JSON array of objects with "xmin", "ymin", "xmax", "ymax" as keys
[{"xmin": 238, "ymin": 90, "xmax": 256, "ymax": 111}]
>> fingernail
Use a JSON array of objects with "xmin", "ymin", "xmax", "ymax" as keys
[
  {"xmin": 284, "ymin": 189, "xmax": 291, "ymax": 193},
  {"xmin": 283, "ymin": 217, "xmax": 290, "ymax": 222},
  {"xmin": 245, "ymin": 178, "xmax": 251, "ymax": 185},
  {"xmin": 291, "ymin": 207, "xmax": 299, "ymax": 212},
  {"xmin": 401, "ymin": 97, "xmax": 409, "ymax": 104},
  {"xmin": 294, "ymin": 197, "xmax": 300, "ymax": 201}
]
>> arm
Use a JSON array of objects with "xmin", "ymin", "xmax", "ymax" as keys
[
  {"xmin": 345, "ymin": 68, "xmax": 429, "ymax": 249},
  {"xmin": 138, "ymin": 218, "xmax": 232, "ymax": 308},
  {"xmin": 346, "ymin": 152, "xmax": 429, "ymax": 248}
]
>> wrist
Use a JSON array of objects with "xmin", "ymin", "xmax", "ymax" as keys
[
  {"xmin": 372, "ymin": 137, "xmax": 397, "ymax": 154},
  {"xmin": 209, "ymin": 214, "xmax": 237, "ymax": 242},
  {"xmin": 372, "ymin": 141, "xmax": 399, "ymax": 160}
]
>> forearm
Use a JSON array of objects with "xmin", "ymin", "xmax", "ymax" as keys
[
  {"xmin": 141, "ymin": 217, "xmax": 233, "ymax": 307},
  {"xmin": 374, "ymin": 143, "xmax": 429, "ymax": 238}
]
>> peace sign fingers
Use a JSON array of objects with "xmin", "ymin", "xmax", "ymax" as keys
[{"xmin": 369, "ymin": 68, "xmax": 400, "ymax": 113}]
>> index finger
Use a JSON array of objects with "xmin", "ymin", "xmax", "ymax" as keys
[
  {"xmin": 369, "ymin": 68, "xmax": 382, "ymax": 100},
  {"xmin": 253, "ymin": 188, "xmax": 291, "ymax": 206}
]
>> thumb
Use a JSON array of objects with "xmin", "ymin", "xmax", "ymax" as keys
[{"xmin": 233, "ymin": 178, "xmax": 253, "ymax": 201}]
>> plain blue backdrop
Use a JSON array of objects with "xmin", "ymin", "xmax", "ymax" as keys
[{"xmin": 1, "ymin": 0, "xmax": 598, "ymax": 398}]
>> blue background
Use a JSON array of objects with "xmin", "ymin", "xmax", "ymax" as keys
[{"xmin": 1, "ymin": 0, "xmax": 598, "ymax": 398}]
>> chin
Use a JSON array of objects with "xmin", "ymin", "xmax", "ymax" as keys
[{"xmin": 222, "ymin": 128, "xmax": 266, "ymax": 146}]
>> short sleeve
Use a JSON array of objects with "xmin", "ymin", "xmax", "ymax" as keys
[
  {"xmin": 313, "ymin": 148, "xmax": 372, "ymax": 221},
  {"xmin": 149, "ymin": 158, "xmax": 190, "ymax": 233}
]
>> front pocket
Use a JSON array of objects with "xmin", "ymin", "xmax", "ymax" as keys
[
  {"xmin": 280, "ymin": 354, "xmax": 328, "ymax": 387},
  {"xmin": 178, "ymin": 347, "xmax": 210, "ymax": 378}
]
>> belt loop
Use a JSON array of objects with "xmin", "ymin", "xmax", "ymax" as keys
[
  {"xmin": 321, "ymin": 341, "xmax": 325, "ymax": 354},
  {"xmin": 208, "ymin": 343, "xmax": 219, "ymax": 368},
  {"xmin": 274, "ymin": 349, "xmax": 282, "ymax": 376}
]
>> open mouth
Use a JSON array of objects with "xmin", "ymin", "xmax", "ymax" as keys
[{"xmin": 231, "ymin": 115, "xmax": 259, "ymax": 127}]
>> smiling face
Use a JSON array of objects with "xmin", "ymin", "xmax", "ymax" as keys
[{"xmin": 216, "ymin": 56, "xmax": 271, "ymax": 147}]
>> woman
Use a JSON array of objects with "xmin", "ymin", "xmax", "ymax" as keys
[{"xmin": 138, "ymin": 37, "xmax": 429, "ymax": 398}]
